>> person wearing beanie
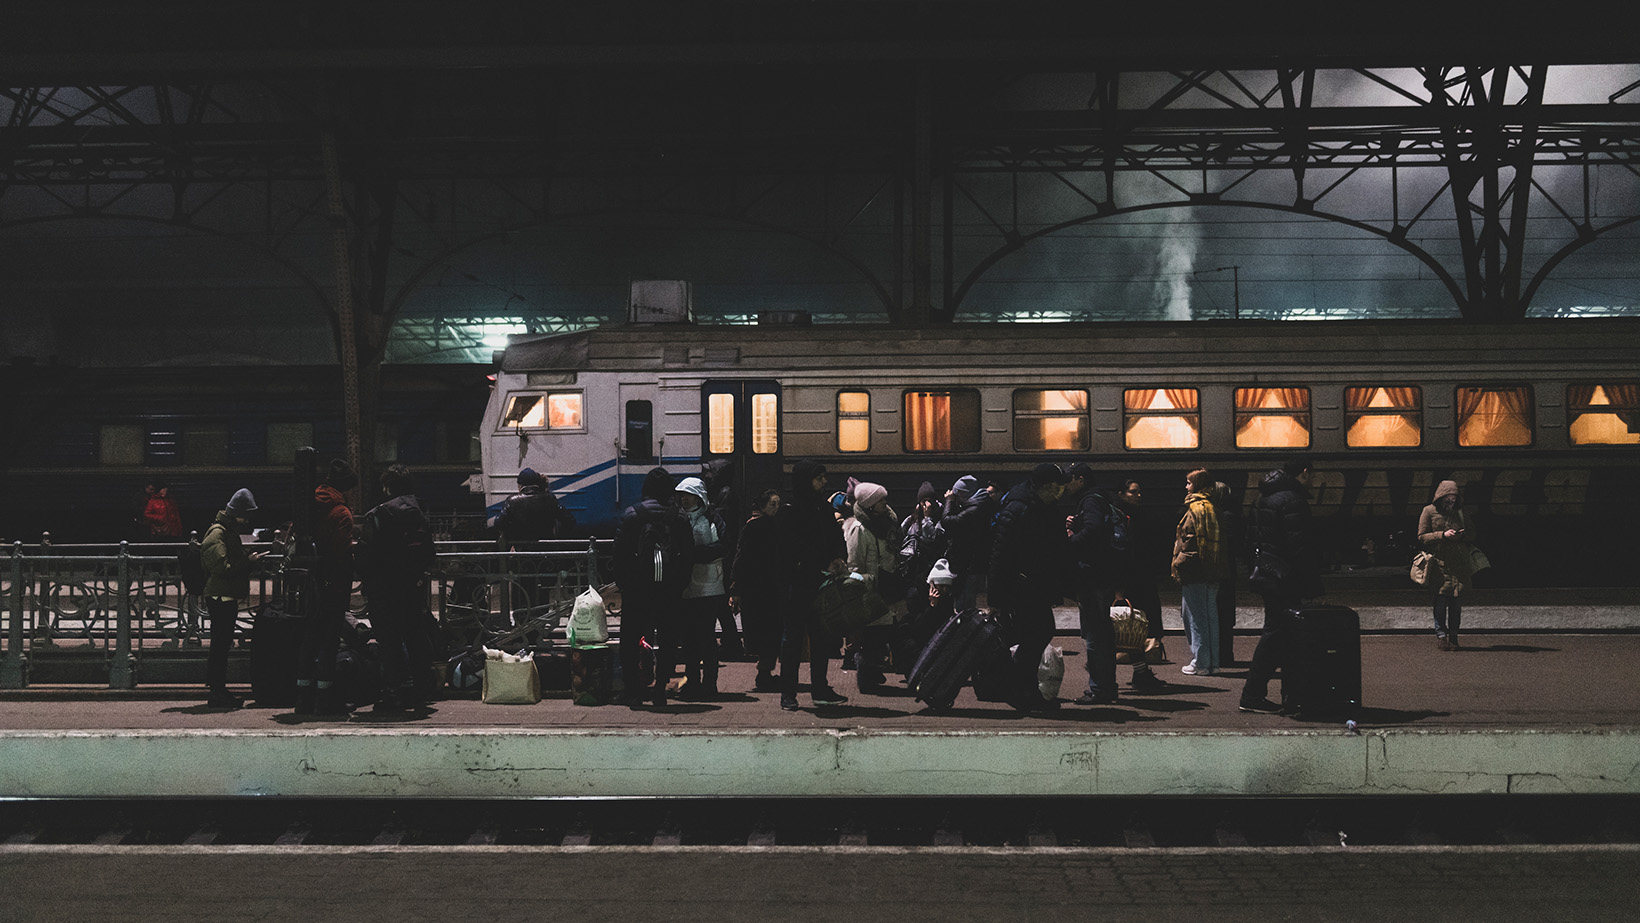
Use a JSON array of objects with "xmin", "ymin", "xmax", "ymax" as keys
[
  {"xmin": 612, "ymin": 467, "xmax": 692, "ymax": 706},
  {"xmin": 776, "ymin": 459, "xmax": 849, "ymax": 710},
  {"xmin": 842, "ymin": 481, "xmax": 900, "ymax": 691},
  {"xmin": 496, "ymin": 466, "xmax": 577, "ymax": 548},
  {"xmin": 200, "ymin": 488, "xmax": 263, "ymax": 708},
  {"xmin": 899, "ymin": 480, "xmax": 948, "ymax": 633},
  {"xmin": 296, "ymin": 460, "xmax": 359, "ymax": 716},
  {"xmin": 674, "ymin": 476, "xmax": 730, "ymax": 698},
  {"xmin": 942, "ymin": 473, "xmax": 1000, "ymax": 611},
  {"xmin": 356, "ymin": 464, "xmax": 438, "ymax": 713},
  {"xmin": 989, "ymin": 466, "xmax": 1071, "ymax": 712}
]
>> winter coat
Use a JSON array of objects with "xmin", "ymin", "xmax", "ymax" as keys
[
  {"xmin": 731, "ymin": 512, "xmax": 785, "ymax": 600},
  {"xmin": 987, "ymin": 480, "xmax": 1066, "ymax": 610},
  {"xmin": 1247, "ymin": 470, "xmax": 1320, "ymax": 598},
  {"xmin": 1418, "ymin": 480, "xmax": 1477, "ymax": 596},
  {"xmin": 313, "ymin": 485, "xmax": 355, "ymax": 583},
  {"xmin": 495, "ymin": 484, "xmax": 576, "ymax": 544},
  {"xmin": 943, "ymin": 486, "xmax": 1000, "ymax": 576},
  {"xmin": 898, "ymin": 510, "xmax": 947, "ymax": 585},
  {"xmin": 356, "ymin": 493, "xmax": 436, "ymax": 596},
  {"xmin": 1067, "ymin": 486, "xmax": 1129, "ymax": 582},
  {"xmin": 1171, "ymin": 492, "xmax": 1227, "ymax": 585},
  {"xmin": 143, "ymin": 496, "xmax": 183, "ymax": 540},
  {"xmin": 612, "ymin": 498, "xmax": 693, "ymax": 600},
  {"xmin": 844, "ymin": 502, "xmax": 900, "ymax": 592},
  {"xmin": 783, "ymin": 460, "xmax": 846, "ymax": 594},
  {"xmin": 200, "ymin": 510, "xmax": 251, "ymax": 600},
  {"xmin": 677, "ymin": 478, "xmax": 730, "ymax": 599}
]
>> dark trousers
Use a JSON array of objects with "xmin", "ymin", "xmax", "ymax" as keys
[
  {"xmin": 1077, "ymin": 571, "xmax": 1118, "ymax": 698},
  {"xmin": 205, "ymin": 597, "xmax": 239, "ymax": 692},
  {"xmin": 1434, "ymin": 594, "xmax": 1462, "ymax": 639},
  {"xmin": 1242, "ymin": 596, "xmax": 1297, "ymax": 704},
  {"xmin": 619, "ymin": 592, "xmax": 677, "ymax": 697},
  {"xmin": 681, "ymin": 594, "xmax": 726, "ymax": 690},
  {"xmin": 297, "ymin": 577, "xmax": 350, "ymax": 686},
  {"xmin": 779, "ymin": 587, "xmax": 831, "ymax": 696},
  {"xmin": 1217, "ymin": 575, "xmax": 1238, "ymax": 664},
  {"xmin": 1008, "ymin": 592, "xmax": 1057, "ymax": 703},
  {"xmin": 370, "ymin": 583, "xmax": 433, "ymax": 703},
  {"xmin": 741, "ymin": 588, "xmax": 786, "ymax": 676}
]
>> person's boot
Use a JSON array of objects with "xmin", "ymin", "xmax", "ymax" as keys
[{"xmin": 314, "ymin": 685, "xmax": 353, "ymax": 717}]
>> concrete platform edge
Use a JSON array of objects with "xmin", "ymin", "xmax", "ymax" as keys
[{"xmin": 3, "ymin": 727, "xmax": 1636, "ymax": 799}]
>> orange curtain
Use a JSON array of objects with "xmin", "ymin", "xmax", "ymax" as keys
[
  {"xmin": 1236, "ymin": 388, "xmax": 1308, "ymax": 410},
  {"xmin": 905, "ymin": 392, "xmax": 951, "ymax": 451},
  {"xmin": 1457, "ymin": 387, "xmax": 1532, "ymax": 446},
  {"xmin": 1346, "ymin": 386, "xmax": 1418, "ymax": 410}
]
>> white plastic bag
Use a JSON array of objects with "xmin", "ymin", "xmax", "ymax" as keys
[
  {"xmin": 568, "ymin": 586, "xmax": 608, "ymax": 648},
  {"xmin": 1038, "ymin": 645, "xmax": 1064, "ymax": 700},
  {"xmin": 481, "ymin": 646, "xmax": 541, "ymax": 704}
]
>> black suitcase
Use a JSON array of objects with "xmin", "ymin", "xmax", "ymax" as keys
[
  {"xmin": 908, "ymin": 609, "xmax": 1003, "ymax": 711},
  {"xmin": 1284, "ymin": 605, "xmax": 1361, "ymax": 719},
  {"xmin": 249, "ymin": 601, "xmax": 307, "ymax": 707}
]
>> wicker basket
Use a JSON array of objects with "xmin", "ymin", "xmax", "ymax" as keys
[{"xmin": 1111, "ymin": 602, "xmax": 1149, "ymax": 654}]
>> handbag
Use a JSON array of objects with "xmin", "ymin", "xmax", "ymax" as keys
[
  {"xmin": 1143, "ymin": 636, "xmax": 1168, "ymax": 665},
  {"xmin": 1409, "ymin": 551, "xmax": 1436, "ymax": 587},
  {"xmin": 813, "ymin": 573, "xmax": 889, "ymax": 636},
  {"xmin": 481, "ymin": 647, "xmax": 541, "ymax": 704},
  {"xmin": 1247, "ymin": 550, "xmax": 1288, "ymax": 596}
]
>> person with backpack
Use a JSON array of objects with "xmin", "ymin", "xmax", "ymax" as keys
[
  {"xmin": 776, "ymin": 459, "xmax": 850, "ymax": 711},
  {"xmin": 989, "ymin": 462, "xmax": 1071, "ymax": 712},
  {"xmin": 942, "ymin": 474, "xmax": 1000, "ymax": 611},
  {"xmin": 296, "ymin": 459, "xmax": 358, "ymax": 717},
  {"xmin": 612, "ymin": 467, "xmax": 692, "ymax": 707},
  {"xmin": 1069, "ymin": 471, "xmax": 1166, "ymax": 705},
  {"xmin": 200, "ymin": 488, "xmax": 265, "ymax": 708},
  {"xmin": 356, "ymin": 464, "xmax": 438, "ymax": 714}
]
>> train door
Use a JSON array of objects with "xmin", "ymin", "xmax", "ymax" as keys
[
  {"xmin": 700, "ymin": 379, "xmax": 783, "ymax": 519},
  {"xmin": 616, "ymin": 382, "xmax": 660, "ymax": 518}
]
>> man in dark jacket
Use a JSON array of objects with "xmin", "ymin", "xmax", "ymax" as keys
[
  {"xmin": 495, "ymin": 467, "xmax": 577, "ymax": 545},
  {"xmin": 612, "ymin": 467, "xmax": 693, "ymax": 706},
  {"xmin": 777, "ymin": 458, "xmax": 849, "ymax": 710},
  {"xmin": 1065, "ymin": 464, "xmax": 1165, "ymax": 704},
  {"xmin": 357, "ymin": 464, "xmax": 438, "ymax": 713},
  {"xmin": 989, "ymin": 462, "xmax": 1070, "ymax": 711},
  {"xmin": 296, "ymin": 459, "xmax": 358, "ymax": 716},
  {"xmin": 1239, "ymin": 456, "xmax": 1322, "ymax": 714},
  {"xmin": 942, "ymin": 474, "xmax": 999, "ymax": 611}
]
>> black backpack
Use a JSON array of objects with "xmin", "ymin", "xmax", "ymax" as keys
[
  {"xmin": 1087, "ymin": 491, "xmax": 1131, "ymax": 554},
  {"xmin": 626, "ymin": 512, "xmax": 676, "ymax": 587}
]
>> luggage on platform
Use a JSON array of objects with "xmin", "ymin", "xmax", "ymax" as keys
[
  {"xmin": 908, "ymin": 608, "xmax": 1003, "ymax": 711},
  {"xmin": 571, "ymin": 644, "xmax": 616, "ymax": 706},
  {"xmin": 1284, "ymin": 604, "xmax": 1362, "ymax": 719},
  {"xmin": 249, "ymin": 601, "xmax": 306, "ymax": 707}
]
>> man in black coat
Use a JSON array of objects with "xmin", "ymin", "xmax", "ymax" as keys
[
  {"xmin": 1239, "ymin": 455, "xmax": 1322, "ymax": 714},
  {"xmin": 1065, "ymin": 464, "xmax": 1165, "ymax": 704},
  {"xmin": 612, "ymin": 467, "xmax": 693, "ymax": 706},
  {"xmin": 989, "ymin": 462, "xmax": 1070, "ymax": 711},
  {"xmin": 357, "ymin": 464, "xmax": 438, "ymax": 713},
  {"xmin": 777, "ymin": 458, "xmax": 849, "ymax": 710},
  {"xmin": 495, "ymin": 467, "xmax": 576, "ymax": 546},
  {"xmin": 942, "ymin": 474, "xmax": 1000, "ymax": 611}
]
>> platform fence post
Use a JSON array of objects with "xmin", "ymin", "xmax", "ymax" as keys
[
  {"xmin": 111, "ymin": 542, "xmax": 134, "ymax": 689},
  {"xmin": 3, "ymin": 542, "xmax": 25, "ymax": 688}
]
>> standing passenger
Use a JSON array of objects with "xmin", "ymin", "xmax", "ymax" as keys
[
  {"xmin": 356, "ymin": 464, "xmax": 438, "ymax": 714},
  {"xmin": 675, "ymin": 476, "xmax": 729, "ymax": 699},
  {"xmin": 989, "ymin": 463, "xmax": 1070, "ymax": 712},
  {"xmin": 943, "ymin": 474, "xmax": 999, "ymax": 611},
  {"xmin": 143, "ymin": 483, "xmax": 184, "ymax": 542},
  {"xmin": 1211, "ymin": 479, "xmax": 1241, "ymax": 666},
  {"xmin": 1173, "ymin": 468, "xmax": 1227, "ymax": 676},
  {"xmin": 1418, "ymin": 479, "xmax": 1477, "ymax": 651},
  {"xmin": 200, "ymin": 488, "xmax": 263, "ymax": 709},
  {"xmin": 732, "ymin": 489, "xmax": 786, "ymax": 692},
  {"xmin": 1239, "ymin": 457, "xmax": 1322, "ymax": 715},
  {"xmin": 898, "ymin": 481, "xmax": 947, "ymax": 629},
  {"xmin": 1066, "ymin": 466, "xmax": 1125, "ymax": 704},
  {"xmin": 842, "ymin": 481, "xmax": 900, "ymax": 691},
  {"xmin": 297, "ymin": 459, "xmax": 358, "ymax": 716},
  {"xmin": 495, "ymin": 467, "xmax": 577, "ymax": 546},
  {"xmin": 778, "ymin": 459, "xmax": 849, "ymax": 710},
  {"xmin": 703, "ymin": 459, "xmax": 747, "ymax": 660},
  {"xmin": 1112, "ymin": 478, "xmax": 1168, "ymax": 691},
  {"xmin": 611, "ymin": 468, "xmax": 691, "ymax": 707}
]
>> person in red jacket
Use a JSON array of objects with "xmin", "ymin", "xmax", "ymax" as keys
[
  {"xmin": 296, "ymin": 459, "xmax": 359, "ymax": 716},
  {"xmin": 143, "ymin": 484, "xmax": 184, "ymax": 541}
]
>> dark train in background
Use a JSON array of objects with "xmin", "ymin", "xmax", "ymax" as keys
[{"xmin": 0, "ymin": 363, "xmax": 491, "ymax": 544}]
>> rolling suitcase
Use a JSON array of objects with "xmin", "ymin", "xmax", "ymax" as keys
[
  {"xmin": 908, "ymin": 608, "xmax": 1003, "ymax": 711},
  {"xmin": 249, "ymin": 601, "xmax": 306, "ymax": 706},
  {"xmin": 1284, "ymin": 605, "xmax": 1362, "ymax": 719}
]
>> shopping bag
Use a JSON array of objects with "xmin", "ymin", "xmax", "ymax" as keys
[
  {"xmin": 481, "ymin": 647, "xmax": 541, "ymax": 704},
  {"xmin": 1038, "ymin": 644, "xmax": 1064, "ymax": 700},
  {"xmin": 1410, "ymin": 551, "xmax": 1437, "ymax": 586},
  {"xmin": 568, "ymin": 586, "xmax": 609, "ymax": 648}
]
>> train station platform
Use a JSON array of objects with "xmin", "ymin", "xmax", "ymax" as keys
[{"xmin": 3, "ymin": 632, "xmax": 1637, "ymax": 801}]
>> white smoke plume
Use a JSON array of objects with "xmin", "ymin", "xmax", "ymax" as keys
[{"xmin": 1152, "ymin": 208, "xmax": 1198, "ymax": 320}]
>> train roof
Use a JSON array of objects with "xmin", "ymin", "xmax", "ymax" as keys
[{"xmin": 498, "ymin": 318, "xmax": 1640, "ymax": 374}]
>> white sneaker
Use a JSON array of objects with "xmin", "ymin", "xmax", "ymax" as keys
[{"xmin": 1181, "ymin": 662, "xmax": 1199, "ymax": 675}]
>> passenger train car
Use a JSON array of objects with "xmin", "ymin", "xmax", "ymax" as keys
[{"xmin": 481, "ymin": 318, "xmax": 1639, "ymax": 587}]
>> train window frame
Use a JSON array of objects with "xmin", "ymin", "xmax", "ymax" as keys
[
  {"xmin": 1233, "ymin": 386, "xmax": 1312, "ymax": 450},
  {"xmin": 1455, "ymin": 384, "xmax": 1535, "ymax": 448},
  {"xmin": 1122, "ymin": 388, "xmax": 1201, "ymax": 451},
  {"xmin": 498, "ymin": 390, "xmax": 586, "ymax": 433},
  {"xmin": 1566, "ymin": 382, "xmax": 1640, "ymax": 447},
  {"xmin": 1011, "ymin": 388, "xmax": 1090, "ymax": 452},
  {"xmin": 902, "ymin": 388, "xmax": 982, "ymax": 453},
  {"xmin": 837, "ymin": 390, "xmax": 871, "ymax": 453},
  {"xmin": 1343, "ymin": 386, "xmax": 1423, "ymax": 449}
]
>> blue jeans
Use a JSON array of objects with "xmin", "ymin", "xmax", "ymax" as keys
[
  {"xmin": 1181, "ymin": 582, "xmax": 1220, "ymax": 672},
  {"xmin": 1434, "ymin": 594, "xmax": 1462, "ymax": 639}
]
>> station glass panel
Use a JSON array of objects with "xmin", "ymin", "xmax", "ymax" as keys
[
  {"xmin": 1345, "ymin": 386, "xmax": 1422, "ymax": 447},
  {"xmin": 751, "ymin": 392, "xmax": 779, "ymax": 454},
  {"xmin": 1234, "ymin": 387, "xmax": 1310, "ymax": 449},
  {"xmin": 1013, "ymin": 390, "xmax": 1089, "ymax": 451},
  {"xmin": 1123, "ymin": 389, "xmax": 1200, "ymax": 449},
  {"xmin": 838, "ymin": 391, "xmax": 870, "ymax": 452},
  {"xmin": 1456, "ymin": 386, "xmax": 1533, "ymax": 447},
  {"xmin": 99, "ymin": 424, "xmax": 144, "ymax": 466},
  {"xmin": 502, "ymin": 392, "xmax": 583, "ymax": 430},
  {"xmin": 903, "ymin": 390, "xmax": 980, "ymax": 452},
  {"xmin": 1567, "ymin": 383, "xmax": 1640, "ymax": 445},
  {"xmin": 708, "ymin": 392, "xmax": 735, "ymax": 454}
]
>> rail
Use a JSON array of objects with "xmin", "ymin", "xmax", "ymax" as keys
[{"xmin": 1, "ymin": 538, "xmax": 611, "ymax": 690}]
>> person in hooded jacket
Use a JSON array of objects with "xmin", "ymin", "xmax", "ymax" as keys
[
  {"xmin": 356, "ymin": 464, "xmax": 439, "ymax": 713},
  {"xmin": 702, "ymin": 459, "xmax": 747, "ymax": 659},
  {"xmin": 1173, "ymin": 468, "xmax": 1229, "ymax": 676},
  {"xmin": 989, "ymin": 463, "xmax": 1071, "ymax": 711},
  {"xmin": 1418, "ymin": 479, "xmax": 1478, "ymax": 651},
  {"xmin": 200, "ymin": 488, "xmax": 265, "ymax": 708},
  {"xmin": 142, "ymin": 483, "xmax": 184, "ymax": 542},
  {"xmin": 942, "ymin": 474, "xmax": 1000, "ymax": 611},
  {"xmin": 296, "ymin": 459, "xmax": 359, "ymax": 716},
  {"xmin": 732, "ymin": 488, "xmax": 786, "ymax": 691},
  {"xmin": 495, "ymin": 467, "xmax": 577, "ymax": 545},
  {"xmin": 777, "ymin": 459, "xmax": 849, "ymax": 710},
  {"xmin": 843, "ymin": 481, "xmax": 901, "ymax": 690},
  {"xmin": 675, "ymin": 476, "xmax": 730, "ymax": 698},
  {"xmin": 1239, "ymin": 456, "xmax": 1322, "ymax": 715},
  {"xmin": 612, "ymin": 467, "xmax": 692, "ymax": 706}
]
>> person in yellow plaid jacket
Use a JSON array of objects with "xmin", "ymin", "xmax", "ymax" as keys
[{"xmin": 1172, "ymin": 468, "xmax": 1228, "ymax": 676}]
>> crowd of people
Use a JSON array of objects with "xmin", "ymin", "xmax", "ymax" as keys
[{"xmin": 191, "ymin": 453, "xmax": 1476, "ymax": 717}]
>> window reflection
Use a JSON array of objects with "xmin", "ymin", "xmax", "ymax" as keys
[{"xmin": 503, "ymin": 392, "xmax": 583, "ymax": 430}]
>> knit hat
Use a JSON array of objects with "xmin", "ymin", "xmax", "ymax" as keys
[
  {"xmin": 853, "ymin": 481, "xmax": 888, "ymax": 510},
  {"xmin": 1030, "ymin": 462, "xmax": 1070, "ymax": 486},
  {"xmin": 517, "ymin": 467, "xmax": 546, "ymax": 487},
  {"xmin": 225, "ymin": 488, "xmax": 258, "ymax": 515},
  {"xmin": 950, "ymin": 475, "xmax": 979, "ymax": 500},
  {"xmin": 675, "ymin": 476, "xmax": 709, "ymax": 504},
  {"xmin": 927, "ymin": 558, "xmax": 955, "ymax": 585},
  {"xmin": 325, "ymin": 459, "xmax": 359, "ymax": 491},
  {"xmin": 916, "ymin": 481, "xmax": 939, "ymax": 503}
]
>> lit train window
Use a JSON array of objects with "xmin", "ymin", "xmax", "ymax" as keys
[
  {"xmin": 501, "ymin": 392, "xmax": 584, "ymax": 430},
  {"xmin": 1345, "ymin": 387, "xmax": 1422, "ymax": 448},
  {"xmin": 1567, "ymin": 383, "xmax": 1639, "ymax": 445},
  {"xmin": 708, "ymin": 393, "xmax": 735, "ymax": 453},
  {"xmin": 1014, "ymin": 390, "xmax": 1089, "ymax": 451},
  {"xmin": 838, "ymin": 391, "xmax": 870, "ymax": 452},
  {"xmin": 903, "ymin": 390, "xmax": 980, "ymax": 452},
  {"xmin": 751, "ymin": 392, "xmax": 779, "ymax": 454},
  {"xmin": 1123, "ymin": 389, "xmax": 1199, "ymax": 450},
  {"xmin": 1234, "ymin": 388, "xmax": 1310, "ymax": 449},
  {"xmin": 1456, "ymin": 386, "xmax": 1532, "ymax": 447}
]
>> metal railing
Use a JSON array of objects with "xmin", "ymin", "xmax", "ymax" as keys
[{"xmin": 2, "ymin": 538, "xmax": 610, "ymax": 689}]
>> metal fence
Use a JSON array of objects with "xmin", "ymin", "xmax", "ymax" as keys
[{"xmin": 2, "ymin": 538, "xmax": 611, "ymax": 689}]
